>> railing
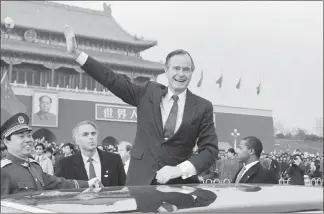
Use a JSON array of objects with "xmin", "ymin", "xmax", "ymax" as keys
[{"xmin": 200, "ymin": 177, "xmax": 323, "ymax": 186}]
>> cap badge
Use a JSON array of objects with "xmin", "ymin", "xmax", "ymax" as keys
[{"xmin": 18, "ymin": 116, "xmax": 24, "ymax": 124}]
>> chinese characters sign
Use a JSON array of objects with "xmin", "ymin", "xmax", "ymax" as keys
[{"xmin": 95, "ymin": 104, "xmax": 137, "ymax": 123}]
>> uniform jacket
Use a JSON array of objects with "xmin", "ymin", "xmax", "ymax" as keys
[
  {"xmin": 1, "ymin": 153, "xmax": 88, "ymax": 196},
  {"xmin": 55, "ymin": 149, "xmax": 126, "ymax": 187},
  {"xmin": 80, "ymin": 56, "xmax": 219, "ymax": 186}
]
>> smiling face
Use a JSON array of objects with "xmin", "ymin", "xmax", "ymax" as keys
[
  {"xmin": 4, "ymin": 131, "xmax": 33, "ymax": 159},
  {"xmin": 165, "ymin": 54, "xmax": 193, "ymax": 94}
]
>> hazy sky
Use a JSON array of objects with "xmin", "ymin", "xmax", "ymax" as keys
[{"xmin": 55, "ymin": 1, "xmax": 323, "ymax": 133}]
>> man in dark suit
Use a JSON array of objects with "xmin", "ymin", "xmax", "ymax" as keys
[
  {"xmin": 55, "ymin": 121, "xmax": 126, "ymax": 187},
  {"xmin": 63, "ymin": 25, "xmax": 218, "ymax": 186},
  {"xmin": 233, "ymin": 136, "xmax": 278, "ymax": 184}
]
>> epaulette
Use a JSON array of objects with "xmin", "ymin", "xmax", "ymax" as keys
[{"xmin": 1, "ymin": 159, "xmax": 12, "ymax": 168}]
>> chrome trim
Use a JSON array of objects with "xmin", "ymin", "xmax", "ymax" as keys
[{"xmin": 1, "ymin": 201, "xmax": 56, "ymax": 213}]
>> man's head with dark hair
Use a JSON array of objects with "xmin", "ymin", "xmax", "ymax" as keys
[
  {"xmin": 62, "ymin": 142, "xmax": 74, "ymax": 155},
  {"xmin": 236, "ymin": 136, "xmax": 263, "ymax": 164},
  {"xmin": 164, "ymin": 49, "xmax": 195, "ymax": 95},
  {"xmin": 227, "ymin": 148, "xmax": 236, "ymax": 158},
  {"xmin": 102, "ymin": 136, "xmax": 119, "ymax": 152}
]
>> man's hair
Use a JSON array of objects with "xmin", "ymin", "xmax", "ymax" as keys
[
  {"xmin": 242, "ymin": 136, "xmax": 263, "ymax": 158},
  {"xmin": 102, "ymin": 136, "xmax": 118, "ymax": 147},
  {"xmin": 35, "ymin": 143, "xmax": 45, "ymax": 150},
  {"xmin": 165, "ymin": 49, "xmax": 195, "ymax": 71},
  {"xmin": 227, "ymin": 148, "xmax": 236, "ymax": 154},
  {"xmin": 45, "ymin": 147, "xmax": 53, "ymax": 154},
  {"xmin": 72, "ymin": 120, "xmax": 98, "ymax": 142},
  {"xmin": 119, "ymin": 141, "xmax": 133, "ymax": 152},
  {"xmin": 39, "ymin": 95, "xmax": 52, "ymax": 103},
  {"xmin": 63, "ymin": 142, "xmax": 74, "ymax": 150}
]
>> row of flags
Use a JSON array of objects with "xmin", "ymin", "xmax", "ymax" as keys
[{"xmin": 196, "ymin": 71, "xmax": 262, "ymax": 95}]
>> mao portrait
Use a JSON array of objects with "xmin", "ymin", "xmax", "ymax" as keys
[{"xmin": 32, "ymin": 92, "xmax": 58, "ymax": 127}]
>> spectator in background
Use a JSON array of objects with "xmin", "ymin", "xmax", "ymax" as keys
[
  {"xmin": 45, "ymin": 147, "xmax": 55, "ymax": 166},
  {"xmin": 260, "ymin": 155, "xmax": 270, "ymax": 169},
  {"xmin": 117, "ymin": 141, "xmax": 133, "ymax": 174},
  {"xmin": 101, "ymin": 136, "xmax": 119, "ymax": 153},
  {"xmin": 97, "ymin": 145, "xmax": 104, "ymax": 151},
  {"xmin": 54, "ymin": 142, "xmax": 74, "ymax": 171},
  {"xmin": 287, "ymin": 154, "xmax": 305, "ymax": 185},
  {"xmin": 34, "ymin": 143, "xmax": 54, "ymax": 175},
  {"xmin": 1, "ymin": 143, "xmax": 8, "ymax": 160},
  {"xmin": 270, "ymin": 156, "xmax": 280, "ymax": 180},
  {"xmin": 217, "ymin": 148, "xmax": 241, "ymax": 182}
]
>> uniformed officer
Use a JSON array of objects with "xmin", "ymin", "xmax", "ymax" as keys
[{"xmin": 1, "ymin": 113, "xmax": 101, "ymax": 196}]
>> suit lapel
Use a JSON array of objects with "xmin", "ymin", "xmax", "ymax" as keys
[
  {"xmin": 150, "ymin": 86, "xmax": 168, "ymax": 137},
  {"xmin": 240, "ymin": 162, "xmax": 260, "ymax": 183},
  {"xmin": 98, "ymin": 149, "xmax": 109, "ymax": 183},
  {"xmin": 73, "ymin": 152, "xmax": 88, "ymax": 180}
]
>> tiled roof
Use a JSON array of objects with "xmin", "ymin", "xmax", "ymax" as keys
[
  {"xmin": 1, "ymin": 39, "xmax": 164, "ymax": 73},
  {"xmin": 1, "ymin": 1, "xmax": 157, "ymax": 49}
]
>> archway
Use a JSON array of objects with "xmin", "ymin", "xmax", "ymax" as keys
[{"xmin": 32, "ymin": 128, "xmax": 57, "ymax": 144}]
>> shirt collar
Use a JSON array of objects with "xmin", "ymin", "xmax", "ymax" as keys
[
  {"xmin": 166, "ymin": 88, "xmax": 187, "ymax": 103},
  {"xmin": 81, "ymin": 150, "xmax": 100, "ymax": 165},
  {"xmin": 244, "ymin": 160, "xmax": 259, "ymax": 171}
]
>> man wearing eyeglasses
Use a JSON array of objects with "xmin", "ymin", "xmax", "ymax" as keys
[{"xmin": 287, "ymin": 154, "xmax": 305, "ymax": 185}]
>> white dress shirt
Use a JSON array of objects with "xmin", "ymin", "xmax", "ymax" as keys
[
  {"xmin": 124, "ymin": 159, "xmax": 130, "ymax": 174},
  {"xmin": 81, "ymin": 150, "xmax": 102, "ymax": 181},
  {"xmin": 76, "ymin": 52, "xmax": 197, "ymax": 179},
  {"xmin": 240, "ymin": 160, "xmax": 260, "ymax": 179}
]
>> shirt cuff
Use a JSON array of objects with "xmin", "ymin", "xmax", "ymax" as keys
[
  {"xmin": 177, "ymin": 160, "xmax": 197, "ymax": 179},
  {"xmin": 76, "ymin": 52, "xmax": 88, "ymax": 66}
]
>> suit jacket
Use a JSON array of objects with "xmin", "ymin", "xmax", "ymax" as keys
[
  {"xmin": 232, "ymin": 162, "xmax": 278, "ymax": 184},
  {"xmin": 55, "ymin": 149, "xmax": 126, "ymax": 187},
  {"xmin": 80, "ymin": 56, "xmax": 219, "ymax": 186}
]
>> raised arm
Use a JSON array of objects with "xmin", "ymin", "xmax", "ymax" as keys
[{"xmin": 64, "ymin": 25, "xmax": 146, "ymax": 106}]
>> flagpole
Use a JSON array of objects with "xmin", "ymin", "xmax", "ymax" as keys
[
  {"xmin": 239, "ymin": 72, "xmax": 242, "ymax": 108},
  {"xmin": 1, "ymin": 70, "xmax": 8, "ymax": 84}
]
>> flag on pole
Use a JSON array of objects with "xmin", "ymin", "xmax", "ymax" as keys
[
  {"xmin": 1, "ymin": 71, "xmax": 27, "ymax": 123},
  {"xmin": 256, "ymin": 82, "xmax": 261, "ymax": 95},
  {"xmin": 236, "ymin": 76, "xmax": 241, "ymax": 89},
  {"xmin": 197, "ymin": 70, "xmax": 203, "ymax": 87},
  {"xmin": 216, "ymin": 74, "xmax": 223, "ymax": 88}
]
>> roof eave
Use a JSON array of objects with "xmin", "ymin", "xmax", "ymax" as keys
[{"xmin": 1, "ymin": 47, "xmax": 164, "ymax": 74}]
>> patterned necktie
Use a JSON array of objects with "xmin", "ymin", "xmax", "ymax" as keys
[
  {"xmin": 163, "ymin": 95, "xmax": 179, "ymax": 139},
  {"xmin": 235, "ymin": 165, "xmax": 246, "ymax": 183},
  {"xmin": 87, "ymin": 158, "xmax": 96, "ymax": 179}
]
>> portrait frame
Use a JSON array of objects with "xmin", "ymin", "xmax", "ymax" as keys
[{"xmin": 31, "ymin": 91, "xmax": 59, "ymax": 127}]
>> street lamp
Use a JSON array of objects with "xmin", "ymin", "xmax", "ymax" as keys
[
  {"xmin": 231, "ymin": 128, "xmax": 240, "ymax": 151},
  {"xmin": 1, "ymin": 16, "xmax": 14, "ymax": 38}
]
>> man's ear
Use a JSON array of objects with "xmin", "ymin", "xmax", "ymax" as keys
[{"xmin": 3, "ymin": 138, "xmax": 10, "ymax": 147}]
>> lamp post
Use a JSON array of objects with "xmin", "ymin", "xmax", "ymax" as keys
[
  {"xmin": 2, "ymin": 17, "xmax": 15, "ymax": 38},
  {"xmin": 231, "ymin": 129, "xmax": 240, "ymax": 151}
]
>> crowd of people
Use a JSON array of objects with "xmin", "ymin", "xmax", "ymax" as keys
[{"xmin": 200, "ymin": 148, "xmax": 323, "ymax": 185}]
